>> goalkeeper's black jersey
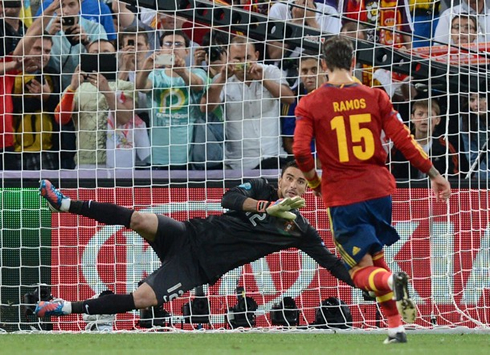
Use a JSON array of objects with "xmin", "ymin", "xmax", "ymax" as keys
[{"xmin": 184, "ymin": 178, "xmax": 352, "ymax": 286}]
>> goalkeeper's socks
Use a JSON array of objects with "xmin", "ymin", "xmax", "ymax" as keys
[
  {"xmin": 352, "ymin": 266, "xmax": 392, "ymax": 292},
  {"xmin": 69, "ymin": 201, "xmax": 134, "ymax": 228},
  {"xmin": 72, "ymin": 294, "xmax": 136, "ymax": 315}
]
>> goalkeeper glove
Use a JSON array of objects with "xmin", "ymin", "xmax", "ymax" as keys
[{"xmin": 265, "ymin": 196, "xmax": 306, "ymax": 221}]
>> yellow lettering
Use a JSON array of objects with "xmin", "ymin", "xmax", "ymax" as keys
[
  {"xmin": 340, "ymin": 101, "xmax": 346, "ymax": 111},
  {"xmin": 360, "ymin": 98, "xmax": 366, "ymax": 109},
  {"xmin": 333, "ymin": 102, "xmax": 339, "ymax": 112},
  {"xmin": 346, "ymin": 100, "xmax": 354, "ymax": 110}
]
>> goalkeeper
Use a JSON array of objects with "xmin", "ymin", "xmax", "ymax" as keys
[{"xmin": 35, "ymin": 161, "xmax": 353, "ymax": 318}]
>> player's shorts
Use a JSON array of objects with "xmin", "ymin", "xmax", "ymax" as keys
[
  {"xmin": 143, "ymin": 215, "xmax": 209, "ymax": 305},
  {"xmin": 328, "ymin": 196, "xmax": 400, "ymax": 270}
]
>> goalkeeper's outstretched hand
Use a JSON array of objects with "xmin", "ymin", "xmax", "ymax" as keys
[{"xmin": 266, "ymin": 196, "xmax": 306, "ymax": 221}]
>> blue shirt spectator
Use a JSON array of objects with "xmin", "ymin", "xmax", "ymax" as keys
[{"xmin": 36, "ymin": 0, "xmax": 116, "ymax": 40}]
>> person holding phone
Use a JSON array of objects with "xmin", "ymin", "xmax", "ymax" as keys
[
  {"xmin": 11, "ymin": 33, "xmax": 63, "ymax": 170},
  {"xmin": 0, "ymin": 0, "xmax": 27, "ymax": 57},
  {"xmin": 1, "ymin": 0, "xmax": 62, "ymax": 170},
  {"xmin": 54, "ymin": 39, "xmax": 139, "ymax": 168},
  {"xmin": 136, "ymin": 30, "xmax": 207, "ymax": 169},
  {"xmin": 46, "ymin": 0, "xmax": 107, "ymax": 90}
]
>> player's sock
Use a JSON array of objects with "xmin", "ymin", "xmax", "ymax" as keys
[
  {"xmin": 71, "ymin": 294, "xmax": 136, "ymax": 315},
  {"xmin": 373, "ymin": 251, "xmax": 390, "ymax": 271},
  {"xmin": 352, "ymin": 266, "xmax": 392, "ymax": 292},
  {"xmin": 376, "ymin": 291, "xmax": 403, "ymax": 329},
  {"xmin": 69, "ymin": 201, "xmax": 134, "ymax": 228}
]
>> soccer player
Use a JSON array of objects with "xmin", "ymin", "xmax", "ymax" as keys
[
  {"xmin": 293, "ymin": 36, "xmax": 451, "ymax": 344},
  {"xmin": 35, "ymin": 161, "xmax": 354, "ymax": 320}
]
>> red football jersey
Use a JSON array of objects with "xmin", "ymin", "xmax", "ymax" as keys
[{"xmin": 293, "ymin": 83, "xmax": 432, "ymax": 207}]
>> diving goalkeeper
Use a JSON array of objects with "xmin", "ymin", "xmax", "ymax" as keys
[{"xmin": 35, "ymin": 161, "xmax": 353, "ymax": 318}]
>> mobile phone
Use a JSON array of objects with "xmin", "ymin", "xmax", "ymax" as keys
[
  {"xmin": 80, "ymin": 53, "xmax": 118, "ymax": 81},
  {"xmin": 3, "ymin": 1, "xmax": 22, "ymax": 8},
  {"xmin": 62, "ymin": 16, "xmax": 77, "ymax": 27},
  {"xmin": 155, "ymin": 54, "xmax": 174, "ymax": 66},
  {"xmin": 127, "ymin": 39, "xmax": 135, "ymax": 46}
]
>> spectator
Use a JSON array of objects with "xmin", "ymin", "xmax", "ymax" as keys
[
  {"xmin": 450, "ymin": 13, "xmax": 480, "ymax": 45},
  {"xmin": 36, "ymin": 0, "xmax": 117, "ymax": 41},
  {"xmin": 118, "ymin": 26, "xmax": 153, "ymax": 126},
  {"xmin": 409, "ymin": 0, "xmax": 441, "ymax": 47},
  {"xmin": 341, "ymin": 0, "xmax": 412, "ymax": 49},
  {"xmin": 341, "ymin": 0, "xmax": 413, "ymax": 102},
  {"xmin": 281, "ymin": 55, "xmax": 327, "ymax": 158},
  {"xmin": 54, "ymin": 39, "xmax": 136, "ymax": 168},
  {"xmin": 434, "ymin": 0, "xmax": 490, "ymax": 45},
  {"xmin": 106, "ymin": 91, "xmax": 150, "ymax": 169},
  {"xmin": 390, "ymin": 99, "xmax": 459, "ymax": 180},
  {"xmin": 45, "ymin": 0, "xmax": 107, "ymax": 90},
  {"xmin": 191, "ymin": 32, "xmax": 228, "ymax": 170},
  {"xmin": 0, "ymin": 0, "xmax": 27, "ymax": 57},
  {"xmin": 11, "ymin": 33, "xmax": 62, "ymax": 170},
  {"xmin": 269, "ymin": 0, "xmax": 341, "ymax": 33},
  {"xmin": 1, "ymin": 0, "xmax": 60, "ymax": 170},
  {"xmin": 139, "ymin": 8, "xmax": 198, "ymax": 65},
  {"xmin": 460, "ymin": 90, "xmax": 490, "ymax": 179},
  {"xmin": 202, "ymin": 35, "xmax": 294, "ymax": 170},
  {"xmin": 136, "ymin": 30, "xmax": 207, "ymax": 169},
  {"xmin": 268, "ymin": 0, "xmax": 341, "ymax": 61}
]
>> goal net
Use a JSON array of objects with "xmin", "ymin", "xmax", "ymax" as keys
[{"xmin": 1, "ymin": 0, "xmax": 489, "ymax": 332}]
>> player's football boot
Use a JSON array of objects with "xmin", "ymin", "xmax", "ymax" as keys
[
  {"xmin": 383, "ymin": 332, "xmax": 407, "ymax": 344},
  {"xmin": 39, "ymin": 180, "xmax": 69, "ymax": 212},
  {"xmin": 393, "ymin": 271, "xmax": 417, "ymax": 324},
  {"xmin": 35, "ymin": 299, "xmax": 69, "ymax": 317}
]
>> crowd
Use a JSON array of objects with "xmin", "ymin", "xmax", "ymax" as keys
[{"xmin": 0, "ymin": 0, "xmax": 489, "ymax": 178}]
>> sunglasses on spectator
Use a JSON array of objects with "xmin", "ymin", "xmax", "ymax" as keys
[{"xmin": 162, "ymin": 41, "xmax": 185, "ymax": 48}]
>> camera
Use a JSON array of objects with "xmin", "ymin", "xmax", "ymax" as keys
[
  {"xmin": 127, "ymin": 39, "xmax": 135, "ymax": 47},
  {"xmin": 62, "ymin": 16, "xmax": 77, "ymax": 27},
  {"xmin": 3, "ymin": 1, "xmax": 22, "ymax": 8},
  {"xmin": 182, "ymin": 286, "xmax": 210, "ymax": 324},
  {"xmin": 209, "ymin": 46, "xmax": 225, "ymax": 63},
  {"xmin": 225, "ymin": 287, "xmax": 258, "ymax": 329}
]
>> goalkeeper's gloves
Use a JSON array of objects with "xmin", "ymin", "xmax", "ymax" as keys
[{"xmin": 259, "ymin": 196, "xmax": 306, "ymax": 221}]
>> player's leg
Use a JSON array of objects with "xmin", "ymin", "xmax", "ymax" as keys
[
  {"xmin": 39, "ymin": 179, "xmax": 159, "ymax": 242},
  {"xmin": 35, "ymin": 282, "xmax": 157, "ymax": 317}
]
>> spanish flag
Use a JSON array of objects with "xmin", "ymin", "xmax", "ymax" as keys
[{"xmin": 20, "ymin": 0, "xmax": 33, "ymax": 27}]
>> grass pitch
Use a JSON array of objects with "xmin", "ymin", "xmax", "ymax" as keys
[{"xmin": 1, "ymin": 332, "xmax": 489, "ymax": 355}]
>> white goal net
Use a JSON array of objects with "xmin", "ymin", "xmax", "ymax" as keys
[{"xmin": 1, "ymin": 0, "xmax": 489, "ymax": 332}]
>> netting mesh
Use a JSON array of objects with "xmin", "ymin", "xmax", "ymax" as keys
[{"xmin": 1, "ymin": 0, "xmax": 490, "ymax": 332}]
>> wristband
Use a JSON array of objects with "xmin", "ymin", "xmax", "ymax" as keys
[
  {"xmin": 256, "ymin": 200, "xmax": 272, "ymax": 213},
  {"xmin": 307, "ymin": 173, "xmax": 321, "ymax": 190}
]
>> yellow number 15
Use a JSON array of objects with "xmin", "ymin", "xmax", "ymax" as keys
[{"xmin": 331, "ymin": 113, "xmax": 375, "ymax": 162}]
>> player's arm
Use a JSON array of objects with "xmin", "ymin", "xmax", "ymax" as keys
[
  {"xmin": 381, "ymin": 92, "xmax": 451, "ymax": 201},
  {"xmin": 221, "ymin": 178, "xmax": 271, "ymax": 212},
  {"xmin": 293, "ymin": 100, "xmax": 322, "ymax": 195},
  {"xmin": 300, "ymin": 227, "xmax": 354, "ymax": 287}
]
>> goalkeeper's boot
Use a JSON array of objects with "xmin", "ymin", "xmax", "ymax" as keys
[
  {"xmin": 35, "ymin": 299, "xmax": 69, "ymax": 317},
  {"xmin": 393, "ymin": 271, "xmax": 417, "ymax": 324},
  {"xmin": 40, "ymin": 180, "xmax": 70, "ymax": 212},
  {"xmin": 383, "ymin": 332, "xmax": 407, "ymax": 344}
]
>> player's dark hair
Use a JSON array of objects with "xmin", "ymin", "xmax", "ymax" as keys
[
  {"xmin": 281, "ymin": 160, "xmax": 299, "ymax": 177},
  {"xmin": 321, "ymin": 36, "xmax": 353, "ymax": 72}
]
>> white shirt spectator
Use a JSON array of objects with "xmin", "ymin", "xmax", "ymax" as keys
[
  {"xmin": 268, "ymin": 0, "xmax": 341, "ymax": 34},
  {"xmin": 220, "ymin": 64, "xmax": 288, "ymax": 170},
  {"xmin": 434, "ymin": 1, "xmax": 490, "ymax": 44}
]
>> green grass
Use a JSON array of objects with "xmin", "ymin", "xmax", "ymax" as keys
[{"xmin": 0, "ymin": 333, "xmax": 489, "ymax": 355}]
